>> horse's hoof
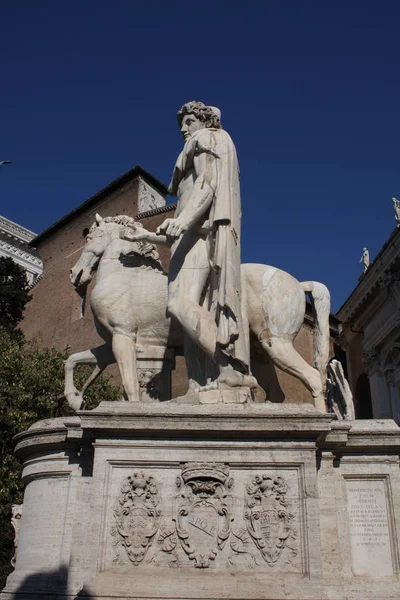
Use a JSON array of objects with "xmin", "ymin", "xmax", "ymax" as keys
[
  {"xmin": 313, "ymin": 394, "xmax": 327, "ymax": 413},
  {"xmin": 66, "ymin": 394, "xmax": 84, "ymax": 411}
]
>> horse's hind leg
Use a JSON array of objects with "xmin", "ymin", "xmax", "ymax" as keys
[
  {"xmin": 112, "ymin": 332, "xmax": 139, "ymax": 402},
  {"xmin": 259, "ymin": 332, "xmax": 325, "ymax": 412},
  {"xmin": 64, "ymin": 343, "xmax": 115, "ymax": 410}
]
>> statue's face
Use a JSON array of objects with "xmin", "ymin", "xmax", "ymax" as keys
[{"xmin": 180, "ymin": 113, "xmax": 204, "ymax": 141}]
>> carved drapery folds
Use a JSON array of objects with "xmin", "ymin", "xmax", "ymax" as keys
[
  {"xmin": 173, "ymin": 462, "xmax": 233, "ymax": 568},
  {"xmin": 111, "ymin": 472, "xmax": 161, "ymax": 566}
]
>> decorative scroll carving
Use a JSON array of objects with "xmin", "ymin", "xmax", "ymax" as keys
[
  {"xmin": 0, "ymin": 216, "xmax": 35, "ymax": 242},
  {"xmin": 149, "ymin": 528, "xmax": 181, "ymax": 568},
  {"xmin": 228, "ymin": 526, "xmax": 259, "ymax": 569},
  {"xmin": 245, "ymin": 474, "xmax": 296, "ymax": 566},
  {"xmin": 11, "ymin": 504, "xmax": 23, "ymax": 568},
  {"xmin": 174, "ymin": 462, "xmax": 233, "ymax": 568},
  {"xmin": 111, "ymin": 472, "xmax": 161, "ymax": 566}
]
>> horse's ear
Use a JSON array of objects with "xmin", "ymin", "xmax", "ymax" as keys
[{"xmin": 95, "ymin": 213, "xmax": 103, "ymax": 225}]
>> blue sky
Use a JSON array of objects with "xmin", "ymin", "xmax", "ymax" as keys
[{"xmin": 1, "ymin": 1, "xmax": 400, "ymax": 311}]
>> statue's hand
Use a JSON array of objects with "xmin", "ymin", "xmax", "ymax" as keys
[
  {"xmin": 120, "ymin": 226, "xmax": 150, "ymax": 242},
  {"xmin": 156, "ymin": 218, "xmax": 187, "ymax": 239}
]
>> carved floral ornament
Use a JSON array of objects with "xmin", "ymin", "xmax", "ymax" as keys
[{"xmin": 111, "ymin": 466, "xmax": 297, "ymax": 571}]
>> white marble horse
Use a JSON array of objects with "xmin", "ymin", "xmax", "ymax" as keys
[{"xmin": 65, "ymin": 214, "xmax": 331, "ymax": 412}]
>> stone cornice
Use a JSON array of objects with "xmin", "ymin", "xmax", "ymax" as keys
[
  {"xmin": 337, "ymin": 227, "xmax": 400, "ymax": 324},
  {"xmin": 0, "ymin": 215, "xmax": 36, "ymax": 243},
  {"xmin": 0, "ymin": 240, "xmax": 43, "ymax": 269},
  {"xmin": 78, "ymin": 401, "xmax": 334, "ymax": 442}
]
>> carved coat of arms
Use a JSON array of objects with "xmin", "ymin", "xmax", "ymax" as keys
[
  {"xmin": 245, "ymin": 474, "xmax": 294, "ymax": 566},
  {"xmin": 111, "ymin": 472, "xmax": 161, "ymax": 566},
  {"xmin": 174, "ymin": 462, "xmax": 233, "ymax": 568}
]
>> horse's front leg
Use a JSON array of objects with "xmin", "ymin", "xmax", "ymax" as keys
[
  {"xmin": 112, "ymin": 331, "xmax": 140, "ymax": 402},
  {"xmin": 64, "ymin": 344, "xmax": 115, "ymax": 410}
]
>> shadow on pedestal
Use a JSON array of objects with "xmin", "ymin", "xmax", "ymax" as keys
[{"xmin": 5, "ymin": 565, "xmax": 93, "ymax": 600}]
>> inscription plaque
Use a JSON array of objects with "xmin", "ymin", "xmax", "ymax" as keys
[{"xmin": 346, "ymin": 479, "xmax": 393, "ymax": 576}]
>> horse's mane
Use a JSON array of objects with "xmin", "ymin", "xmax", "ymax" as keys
[{"xmin": 89, "ymin": 215, "xmax": 162, "ymax": 266}]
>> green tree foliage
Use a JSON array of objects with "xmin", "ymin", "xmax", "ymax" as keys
[
  {"xmin": 0, "ymin": 258, "xmax": 31, "ymax": 333},
  {"xmin": 0, "ymin": 327, "xmax": 120, "ymax": 588}
]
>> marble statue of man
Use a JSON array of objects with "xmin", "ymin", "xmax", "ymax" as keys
[
  {"xmin": 392, "ymin": 197, "xmax": 400, "ymax": 227},
  {"xmin": 360, "ymin": 247, "xmax": 370, "ymax": 272},
  {"xmin": 126, "ymin": 101, "xmax": 255, "ymax": 394}
]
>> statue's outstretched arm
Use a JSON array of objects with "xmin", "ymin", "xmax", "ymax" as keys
[{"xmin": 120, "ymin": 226, "xmax": 171, "ymax": 246}]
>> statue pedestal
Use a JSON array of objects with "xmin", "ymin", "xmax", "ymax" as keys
[
  {"xmin": 3, "ymin": 402, "xmax": 400, "ymax": 600},
  {"xmin": 172, "ymin": 384, "xmax": 251, "ymax": 404}
]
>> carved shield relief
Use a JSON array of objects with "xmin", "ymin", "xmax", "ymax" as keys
[
  {"xmin": 111, "ymin": 472, "xmax": 161, "ymax": 566},
  {"xmin": 245, "ymin": 474, "xmax": 294, "ymax": 566},
  {"xmin": 174, "ymin": 463, "xmax": 233, "ymax": 568}
]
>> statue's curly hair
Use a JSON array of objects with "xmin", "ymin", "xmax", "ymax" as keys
[{"xmin": 177, "ymin": 101, "xmax": 221, "ymax": 129}]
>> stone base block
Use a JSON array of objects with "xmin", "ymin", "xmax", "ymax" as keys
[{"xmin": 2, "ymin": 403, "xmax": 400, "ymax": 600}]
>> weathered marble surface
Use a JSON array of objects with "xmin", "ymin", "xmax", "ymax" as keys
[
  {"xmin": 65, "ymin": 102, "xmax": 334, "ymax": 413},
  {"xmin": 3, "ymin": 405, "xmax": 400, "ymax": 600}
]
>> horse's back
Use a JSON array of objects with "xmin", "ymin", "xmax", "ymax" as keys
[{"xmin": 242, "ymin": 263, "xmax": 305, "ymax": 339}]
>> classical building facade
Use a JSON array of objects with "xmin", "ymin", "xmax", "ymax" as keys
[
  {"xmin": 21, "ymin": 165, "xmax": 339, "ymax": 403},
  {"xmin": 337, "ymin": 226, "xmax": 400, "ymax": 424},
  {"xmin": 0, "ymin": 216, "xmax": 43, "ymax": 284}
]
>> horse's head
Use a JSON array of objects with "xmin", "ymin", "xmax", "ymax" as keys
[
  {"xmin": 70, "ymin": 213, "xmax": 111, "ymax": 287},
  {"xmin": 70, "ymin": 214, "xmax": 163, "ymax": 288}
]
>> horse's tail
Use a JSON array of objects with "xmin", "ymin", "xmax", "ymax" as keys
[{"xmin": 301, "ymin": 281, "xmax": 331, "ymax": 388}]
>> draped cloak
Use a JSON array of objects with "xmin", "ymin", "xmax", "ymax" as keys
[{"xmin": 170, "ymin": 128, "xmax": 250, "ymax": 373}]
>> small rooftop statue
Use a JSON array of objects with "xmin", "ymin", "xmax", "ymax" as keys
[
  {"xmin": 392, "ymin": 197, "xmax": 400, "ymax": 227},
  {"xmin": 360, "ymin": 247, "xmax": 370, "ymax": 272}
]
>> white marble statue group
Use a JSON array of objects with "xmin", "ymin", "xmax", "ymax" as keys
[{"xmin": 65, "ymin": 101, "xmax": 332, "ymax": 412}]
